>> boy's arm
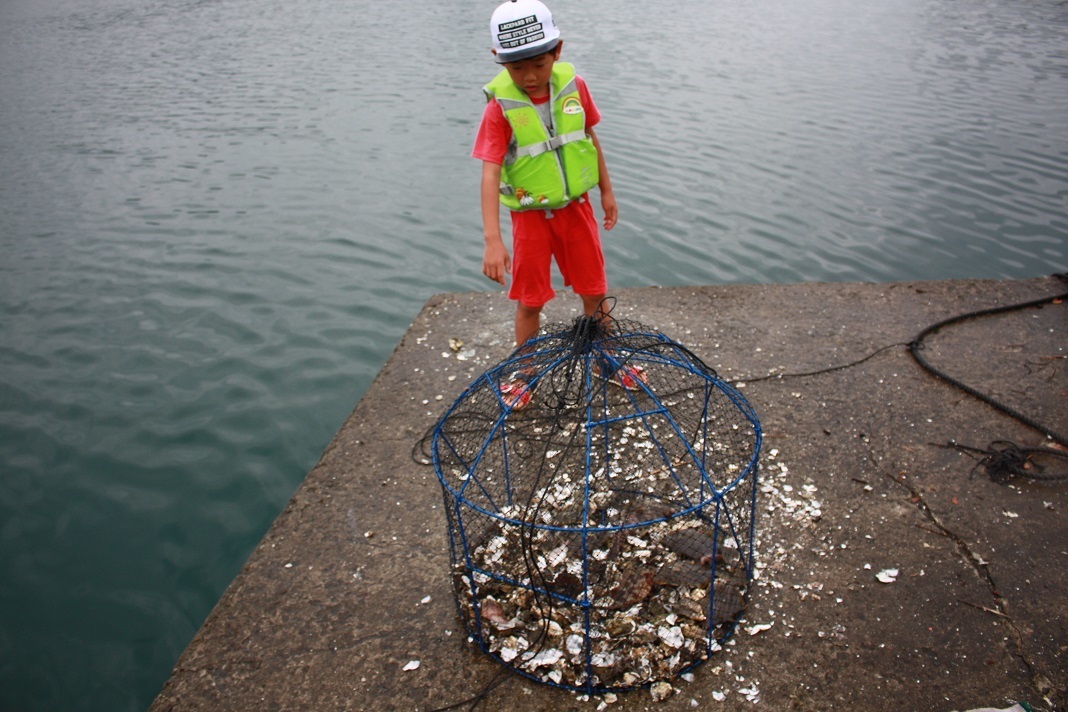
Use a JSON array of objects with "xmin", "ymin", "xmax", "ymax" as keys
[
  {"xmin": 481, "ymin": 160, "xmax": 510, "ymax": 286},
  {"xmin": 588, "ymin": 127, "xmax": 617, "ymax": 231}
]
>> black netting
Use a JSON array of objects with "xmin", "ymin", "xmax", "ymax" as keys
[{"xmin": 433, "ymin": 312, "xmax": 762, "ymax": 694}]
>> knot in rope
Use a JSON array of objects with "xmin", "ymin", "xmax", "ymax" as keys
[
  {"xmin": 943, "ymin": 440, "xmax": 1068, "ymax": 484},
  {"xmin": 564, "ymin": 297, "xmax": 617, "ymax": 356},
  {"xmin": 977, "ymin": 441, "xmax": 1035, "ymax": 484}
]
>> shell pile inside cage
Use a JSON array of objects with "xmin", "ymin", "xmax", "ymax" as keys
[{"xmin": 433, "ymin": 315, "xmax": 761, "ymax": 694}]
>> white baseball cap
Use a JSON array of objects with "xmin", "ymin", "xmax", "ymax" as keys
[{"xmin": 490, "ymin": 0, "xmax": 561, "ymax": 64}]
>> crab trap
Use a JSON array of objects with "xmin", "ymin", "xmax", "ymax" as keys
[{"xmin": 432, "ymin": 312, "xmax": 762, "ymax": 694}]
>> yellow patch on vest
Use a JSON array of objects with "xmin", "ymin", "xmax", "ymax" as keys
[{"xmin": 561, "ymin": 96, "xmax": 583, "ymax": 115}]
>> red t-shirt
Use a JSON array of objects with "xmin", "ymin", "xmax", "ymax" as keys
[{"xmin": 472, "ymin": 75, "xmax": 601, "ymax": 165}]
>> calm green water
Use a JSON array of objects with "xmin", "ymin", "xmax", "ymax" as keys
[{"xmin": 0, "ymin": 0, "xmax": 1065, "ymax": 708}]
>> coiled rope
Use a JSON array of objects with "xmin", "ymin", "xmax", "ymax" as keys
[
  {"xmin": 907, "ymin": 277, "xmax": 1068, "ymax": 449},
  {"xmin": 940, "ymin": 440, "xmax": 1068, "ymax": 484}
]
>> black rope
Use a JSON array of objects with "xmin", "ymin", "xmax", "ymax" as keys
[
  {"xmin": 544, "ymin": 297, "xmax": 625, "ymax": 411},
  {"xmin": 936, "ymin": 440, "xmax": 1068, "ymax": 484},
  {"xmin": 907, "ymin": 279, "xmax": 1068, "ymax": 448},
  {"xmin": 424, "ymin": 667, "xmax": 514, "ymax": 712},
  {"xmin": 726, "ymin": 278, "xmax": 1067, "ymax": 449},
  {"xmin": 730, "ymin": 342, "xmax": 909, "ymax": 384},
  {"xmin": 566, "ymin": 297, "xmax": 615, "ymax": 356}
]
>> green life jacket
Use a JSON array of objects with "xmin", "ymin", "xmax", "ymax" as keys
[{"xmin": 483, "ymin": 62, "xmax": 600, "ymax": 211}]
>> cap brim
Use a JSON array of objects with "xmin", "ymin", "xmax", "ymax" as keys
[{"xmin": 494, "ymin": 38, "xmax": 560, "ymax": 64}]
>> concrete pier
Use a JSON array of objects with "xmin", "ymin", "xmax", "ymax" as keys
[{"xmin": 151, "ymin": 277, "xmax": 1067, "ymax": 712}]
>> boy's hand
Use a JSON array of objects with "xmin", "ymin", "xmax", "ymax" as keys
[
  {"xmin": 483, "ymin": 237, "xmax": 511, "ymax": 287},
  {"xmin": 601, "ymin": 191, "xmax": 618, "ymax": 231}
]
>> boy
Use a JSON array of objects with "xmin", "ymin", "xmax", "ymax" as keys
[{"xmin": 474, "ymin": 0, "xmax": 641, "ymax": 408}]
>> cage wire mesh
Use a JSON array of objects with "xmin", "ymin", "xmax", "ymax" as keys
[{"xmin": 432, "ymin": 310, "xmax": 762, "ymax": 695}]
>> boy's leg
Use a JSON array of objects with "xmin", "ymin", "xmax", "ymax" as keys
[
  {"xmin": 498, "ymin": 212, "xmax": 553, "ymax": 411},
  {"xmin": 581, "ymin": 293, "xmax": 608, "ymax": 318},
  {"xmin": 500, "ymin": 301, "xmax": 542, "ymax": 411},
  {"xmin": 515, "ymin": 302, "xmax": 542, "ymax": 347}
]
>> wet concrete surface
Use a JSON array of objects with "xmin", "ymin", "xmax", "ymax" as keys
[{"xmin": 151, "ymin": 277, "xmax": 1067, "ymax": 712}]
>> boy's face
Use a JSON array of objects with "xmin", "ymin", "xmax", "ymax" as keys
[{"xmin": 499, "ymin": 44, "xmax": 563, "ymax": 99}]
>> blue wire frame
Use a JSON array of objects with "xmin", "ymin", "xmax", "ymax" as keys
[{"xmin": 432, "ymin": 325, "xmax": 762, "ymax": 695}]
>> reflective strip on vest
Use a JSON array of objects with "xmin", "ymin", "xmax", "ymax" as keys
[{"xmin": 516, "ymin": 130, "xmax": 589, "ymax": 159}]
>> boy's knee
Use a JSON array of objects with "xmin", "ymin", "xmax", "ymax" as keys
[{"xmin": 517, "ymin": 302, "xmax": 543, "ymax": 318}]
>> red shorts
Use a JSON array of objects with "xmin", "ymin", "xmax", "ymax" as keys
[{"xmin": 508, "ymin": 197, "xmax": 607, "ymax": 308}]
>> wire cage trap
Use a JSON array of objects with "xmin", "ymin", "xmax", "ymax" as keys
[{"xmin": 432, "ymin": 312, "xmax": 762, "ymax": 695}]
